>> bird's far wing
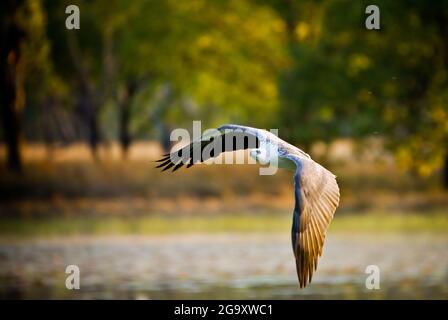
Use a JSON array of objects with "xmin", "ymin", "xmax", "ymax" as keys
[
  {"xmin": 282, "ymin": 153, "xmax": 340, "ymax": 288},
  {"xmin": 155, "ymin": 125, "xmax": 260, "ymax": 172}
]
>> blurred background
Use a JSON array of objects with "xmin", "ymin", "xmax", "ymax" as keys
[{"xmin": 0, "ymin": 0, "xmax": 447, "ymax": 299}]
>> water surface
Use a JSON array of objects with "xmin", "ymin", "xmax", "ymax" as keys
[{"xmin": 0, "ymin": 233, "xmax": 446, "ymax": 299}]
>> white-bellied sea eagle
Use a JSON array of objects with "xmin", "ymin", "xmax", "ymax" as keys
[{"xmin": 156, "ymin": 124, "xmax": 340, "ymax": 288}]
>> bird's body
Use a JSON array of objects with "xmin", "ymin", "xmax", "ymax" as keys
[{"xmin": 156, "ymin": 124, "xmax": 340, "ymax": 288}]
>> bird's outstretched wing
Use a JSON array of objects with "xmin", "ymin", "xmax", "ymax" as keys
[
  {"xmin": 156, "ymin": 124, "xmax": 340, "ymax": 288},
  {"xmin": 155, "ymin": 125, "xmax": 260, "ymax": 172},
  {"xmin": 283, "ymin": 153, "xmax": 340, "ymax": 288}
]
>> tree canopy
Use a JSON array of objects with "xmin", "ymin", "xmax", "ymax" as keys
[{"xmin": 1, "ymin": 0, "xmax": 447, "ymax": 182}]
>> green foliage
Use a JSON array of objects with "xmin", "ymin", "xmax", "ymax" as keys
[
  {"xmin": 1, "ymin": 211, "xmax": 447, "ymax": 237},
  {"xmin": 275, "ymin": 0, "xmax": 448, "ymax": 174},
  {"xmin": 12, "ymin": 0, "xmax": 448, "ymax": 177}
]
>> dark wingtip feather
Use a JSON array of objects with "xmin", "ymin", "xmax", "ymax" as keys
[
  {"xmin": 155, "ymin": 156, "xmax": 170, "ymax": 162},
  {"xmin": 161, "ymin": 162, "xmax": 175, "ymax": 172},
  {"xmin": 155, "ymin": 159, "xmax": 171, "ymax": 168},
  {"xmin": 172, "ymin": 162, "xmax": 184, "ymax": 172}
]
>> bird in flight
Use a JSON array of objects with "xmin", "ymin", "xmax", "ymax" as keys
[{"xmin": 156, "ymin": 124, "xmax": 340, "ymax": 288}]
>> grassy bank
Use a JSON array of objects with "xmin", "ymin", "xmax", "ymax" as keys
[
  {"xmin": 1, "ymin": 144, "xmax": 447, "ymax": 239},
  {"xmin": 0, "ymin": 211, "xmax": 447, "ymax": 238}
]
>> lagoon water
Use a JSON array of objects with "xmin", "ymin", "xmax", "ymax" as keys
[{"xmin": 0, "ymin": 233, "xmax": 447, "ymax": 299}]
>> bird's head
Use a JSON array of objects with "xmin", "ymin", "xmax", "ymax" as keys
[{"xmin": 250, "ymin": 149, "xmax": 271, "ymax": 165}]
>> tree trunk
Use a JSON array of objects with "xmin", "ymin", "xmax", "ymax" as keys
[
  {"xmin": 88, "ymin": 107, "xmax": 99, "ymax": 158},
  {"xmin": 0, "ymin": 0, "xmax": 25, "ymax": 172},
  {"xmin": 119, "ymin": 81, "xmax": 137, "ymax": 158},
  {"xmin": 119, "ymin": 106, "xmax": 130, "ymax": 157},
  {"xmin": 67, "ymin": 33, "xmax": 104, "ymax": 160},
  {"xmin": 76, "ymin": 91, "xmax": 100, "ymax": 159},
  {"xmin": 443, "ymin": 153, "xmax": 448, "ymax": 190}
]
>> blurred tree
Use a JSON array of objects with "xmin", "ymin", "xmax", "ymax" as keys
[
  {"xmin": 1, "ymin": 0, "xmax": 54, "ymax": 171},
  {"xmin": 39, "ymin": 0, "xmax": 287, "ymax": 157},
  {"xmin": 178, "ymin": 0, "xmax": 288, "ymax": 128},
  {"xmin": 118, "ymin": 80, "xmax": 137, "ymax": 156},
  {"xmin": 22, "ymin": 0, "xmax": 70, "ymax": 154},
  {"xmin": 267, "ymin": 0, "xmax": 448, "ymax": 186},
  {"xmin": 263, "ymin": 0, "xmax": 385, "ymax": 150},
  {"xmin": 102, "ymin": 0, "xmax": 288, "ymax": 154},
  {"xmin": 12, "ymin": 0, "xmax": 445, "ymax": 187},
  {"xmin": 44, "ymin": 0, "xmax": 116, "ymax": 158},
  {"xmin": 0, "ymin": 0, "xmax": 26, "ymax": 172}
]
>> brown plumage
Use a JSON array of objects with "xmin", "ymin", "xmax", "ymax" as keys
[{"xmin": 293, "ymin": 159, "xmax": 340, "ymax": 287}]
